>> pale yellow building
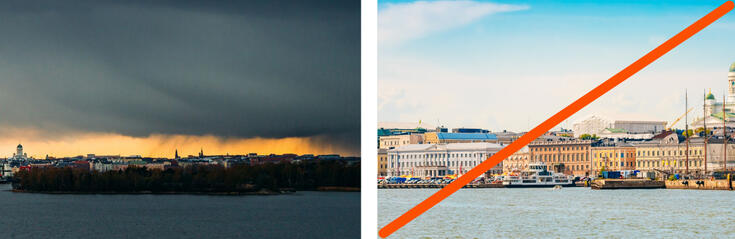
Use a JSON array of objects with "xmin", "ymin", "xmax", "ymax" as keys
[
  {"xmin": 379, "ymin": 134, "xmax": 424, "ymax": 149},
  {"xmin": 378, "ymin": 148, "xmax": 388, "ymax": 177},
  {"xmin": 591, "ymin": 143, "xmax": 636, "ymax": 173},
  {"xmin": 634, "ymin": 131, "xmax": 707, "ymax": 175},
  {"xmin": 503, "ymin": 146, "xmax": 529, "ymax": 174}
]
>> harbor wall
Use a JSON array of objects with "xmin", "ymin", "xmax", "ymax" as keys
[
  {"xmin": 378, "ymin": 183, "xmax": 503, "ymax": 189},
  {"xmin": 665, "ymin": 179, "xmax": 733, "ymax": 190},
  {"xmin": 591, "ymin": 179, "xmax": 665, "ymax": 189}
]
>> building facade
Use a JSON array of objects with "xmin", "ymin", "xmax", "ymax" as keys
[
  {"xmin": 386, "ymin": 143, "xmax": 504, "ymax": 178},
  {"xmin": 572, "ymin": 115, "xmax": 665, "ymax": 137},
  {"xmin": 528, "ymin": 139, "xmax": 592, "ymax": 177},
  {"xmin": 378, "ymin": 148, "xmax": 388, "ymax": 177},
  {"xmin": 633, "ymin": 132, "xmax": 707, "ymax": 175},
  {"xmin": 423, "ymin": 132, "xmax": 498, "ymax": 144},
  {"xmin": 502, "ymin": 146, "xmax": 529, "ymax": 173},
  {"xmin": 591, "ymin": 142, "xmax": 636, "ymax": 173},
  {"xmin": 699, "ymin": 138, "xmax": 735, "ymax": 172},
  {"xmin": 379, "ymin": 134, "xmax": 424, "ymax": 149}
]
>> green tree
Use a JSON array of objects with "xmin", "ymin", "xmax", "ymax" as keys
[{"xmin": 579, "ymin": 134, "xmax": 599, "ymax": 140}]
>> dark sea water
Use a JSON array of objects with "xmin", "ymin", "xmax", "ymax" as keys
[
  {"xmin": 0, "ymin": 184, "xmax": 359, "ymax": 239},
  {"xmin": 379, "ymin": 187, "xmax": 735, "ymax": 238}
]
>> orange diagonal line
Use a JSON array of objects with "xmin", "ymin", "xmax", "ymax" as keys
[{"xmin": 379, "ymin": 1, "xmax": 734, "ymax": 238}]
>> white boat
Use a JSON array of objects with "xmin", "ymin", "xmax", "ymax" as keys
[{"xmin": 502, "ymin": 162, "xmax": 575, "ymax": 188}]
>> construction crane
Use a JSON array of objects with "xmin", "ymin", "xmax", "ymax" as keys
[{"xmin": 666, "ymin": 107, "xmax": 694, "ymax": 131}]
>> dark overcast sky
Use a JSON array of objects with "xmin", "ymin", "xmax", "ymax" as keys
[{"xmin": 0, "ymin": 0, "xmax": 360, "ymax": 152}]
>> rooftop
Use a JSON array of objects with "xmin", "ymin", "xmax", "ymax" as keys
[
  {"xmin": 389, "ymin": 142, "xmax": 504, "ymax": 152},
  {"xmin": 436, "ymin": 132, "xmax": 497, "ymax": 140},
  {"xmin": 710, "ymin": 112, "xmax": 735, "ymax": 120},
  {"xmin": 604, "ymin": 128, "xmax": 627, "ymax": 133}
]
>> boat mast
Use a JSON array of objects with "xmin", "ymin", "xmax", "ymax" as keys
[
  {"xmin": 704, "ymin": 89, "xmax": 708, "ymax": 175},
  {"xmin": 685, "ymin": 89, "xmax": 689, "ymax": 175},
  {"xmin": 724, "ymin": 93, "xmax": 727, "ymax": 172}
]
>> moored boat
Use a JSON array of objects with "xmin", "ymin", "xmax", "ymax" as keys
[{"xmin": 502, "ymin": 162, "xmax": 575, "ymax": 188}]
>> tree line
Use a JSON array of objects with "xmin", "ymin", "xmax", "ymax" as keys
[{"xmin": 13, "ymin": 160, "xmax": 360, "ymax": 193}]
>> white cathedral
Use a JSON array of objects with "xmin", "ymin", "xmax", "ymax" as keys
[
  {"xmin": 11, "ymin": 144, "xmax": 28, "ymax": 160},
  {"xmin": 691, "ymin": 62, "xmax": 735, "ymax": 129}
]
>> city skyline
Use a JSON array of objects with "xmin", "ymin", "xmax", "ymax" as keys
[
  {"xmin": 0, "ymin": 135, "xmax": 349, "ymax": 159},
  {"xmin": 379, "ymin": 0, "xmax": 735, "ymax": 132},
  {"xmin": 0, "ymin": 1, "xmax": 360, "ymax": 157}
]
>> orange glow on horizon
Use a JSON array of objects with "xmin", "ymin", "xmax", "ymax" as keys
[{"xmin": 0, "ymin": 128, "xmax": 357, "ymax": 158}]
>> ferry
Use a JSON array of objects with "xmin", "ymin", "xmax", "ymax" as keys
[{"xmin": 502, "ymin": 162, "xmax": 575, "ymax": 188}]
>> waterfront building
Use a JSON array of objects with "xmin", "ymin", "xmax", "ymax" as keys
[
  {"xmin": 378, "ymin": 148, "xmax": 388, "ymax": 177},
  {"xmin": 591, "ymin": 141, "xmax": 636, "ymax": 173},
  {"xmin": 502, "ymin": 146, "xmax": 529, "ymax": 173},
  {"xmin": 386, "ymin": 143, "xmax": 504, "ymax": 178},
  {"xmin": 423, "ymin": 132, "xmax": 498, "ymax": 144},
  {"xmin": 91, "ymin": 160, "xmax": 115, "ymax": 172},
  {"xmin": 379, "ymin": 134, "xmax": 424, "ymax": 149},
  {"xmin": 528, "ymin": 139, "xmax": 592, "ymax": 177},
  {"xmin": 698, "ymin": 137, "xmax": 735, "ymax": 172},
  {"xmin": 632, "ymin": 131, "xmax": 707, "ymax": 175},
  {"xmin": 572, "ymin": 115, "xmax": 666, "ymax": 138}
]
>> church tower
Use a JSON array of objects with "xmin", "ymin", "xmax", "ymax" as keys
[
  {"xmin": 175, "ymin": 149, "xmax": 180, "ymax": 159},
  {"xmin": 16, "ymin": 144, "xmax": 23, "ymax": 159},
  {"xmin": 705, "ymin": 89, "xmax": 716, "ymax": 116}
]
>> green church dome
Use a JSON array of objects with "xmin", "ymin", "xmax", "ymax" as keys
[
  {"xmin": 731, "ymin": 62, "xmax": 735, "ymax": 72},
  {"xmin": 706, "ymin": 92, "xmax": 715, "ymax": 100}
]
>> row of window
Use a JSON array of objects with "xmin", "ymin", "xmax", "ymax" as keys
[
  {"xmin": 381, "ymin": 140, "xmax": 410, "ymax": 146},
  {"xmin": 523, "ymin": 147, "xmax": 708, "ymax": 158},
  {"xmin": 532, "ymin": 146, "xmax": 588, "ymax": 152},
  {"xmin": 391, "ymin": 159, "xmax": 486, "ymax": 168},
  {"xmin": 595, "ymin": 161, "xmax": 634, "ymax": 167},
  {"xmin": 569, "ymin": 165, "xmax": 589, "ymax": 171},
  {"xmin": 505, "ymin": 164, "xmax": 590, "ymax": 171},
  {"xmin": 535, "ymin": 153, "xmax": 588, "ymax": 162},
  {"xmin": 389, "ymin": 152, "xmax": 486, "ymax": 160},
  {"xmin": 592, "ymin": 160, "xmax": 705, "ymax": 168},
  {"xmin": 637, "ymin": 160, "xmax": 704, "ymax": 168},
  {"xmin": 637, "ymin": 148, "xmax": 704, "ymax": 157},
  {"xmin": 595, "ymin": 152, "xmax": 633, "ymax": 159},
  {"xmin": 392, "ymin": 169, "xmax": 504, "ymax": 176}
]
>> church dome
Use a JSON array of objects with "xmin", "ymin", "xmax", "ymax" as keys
[
  {"xmin": 17, "ymin": 144, "xmax": 22, "ymax": 149},
  {"xmin": 730, "ymin": 62, "xmax": 735, "ymax": 72},
  {"xmin": 706, "ymin": 92, "xmax": 715, "ymax": 100}
]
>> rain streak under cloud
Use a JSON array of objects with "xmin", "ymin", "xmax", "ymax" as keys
[{"xmin": 0, "ymin": 0, "xmax": 360, "ymax": 157}]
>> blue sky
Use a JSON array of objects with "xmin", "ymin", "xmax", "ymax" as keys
[{"xmin": 378, "ymin": 0, "xmax": 735, "ymax": 132}]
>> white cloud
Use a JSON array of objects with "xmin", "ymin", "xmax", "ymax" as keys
[
  {"xmin": 378, "ymin": 52, "xmax": 727, "ymax": 132},
  {"xmin": 378, "ymin": 1, "xmax": 529, "ymax": 46}
]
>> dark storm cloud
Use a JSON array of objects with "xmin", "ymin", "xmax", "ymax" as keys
[{"xmin": 0, "ymin": 0, "xmax": 360, "ymax": 151}]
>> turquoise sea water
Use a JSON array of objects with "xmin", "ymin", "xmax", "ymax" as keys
[{"xmin": 379, "ymin": 187, "xmax": 735, "ymax": 238}]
